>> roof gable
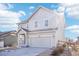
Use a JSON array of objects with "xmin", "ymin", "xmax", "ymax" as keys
[
  {"xmin": 17, "ymin": 27, "xmax": 28, "ymax": 34},
  {"xmin": 19, "ymin": 6, "xmax": 59, "ymax": 24}
]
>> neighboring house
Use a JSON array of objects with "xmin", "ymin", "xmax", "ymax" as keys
[
  {"xmin": 17, "ymin": 6, "xmax": 65, "ymax": 48},
  {"xmin": 0, "ymin": 32, "xmax": 5, "ymax": 47},
  {"xmin": 0, "ymin": 31, "xmax": 18, "ymax": 47}
]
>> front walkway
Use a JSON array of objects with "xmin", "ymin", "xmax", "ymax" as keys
[{"xmin": 0, "ymin": 47, "xmax": 49, "ymax": 56}]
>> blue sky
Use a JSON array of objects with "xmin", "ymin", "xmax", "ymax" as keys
[
  {"xmin": 11, "ymin": 3, "xmax": 60, "ymax": 21},
  {"xmin": 0, "ymin": 3, "xmax": 79, "ymax": 40}
]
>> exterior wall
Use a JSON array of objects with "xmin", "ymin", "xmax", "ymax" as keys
[
  {"xmin": 54, "ymin": 13, "xmax": 65, "ymax": 46},
  {"xmin": 28, "ymin": 30, "xmax": 54, "ymax": 38},
  {"xmin": 27, "ymin": 8, "xmax": 57, "ymax": 31}
]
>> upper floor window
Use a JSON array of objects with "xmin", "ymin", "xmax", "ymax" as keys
[
  {"xmin": 35, "ymin": 21, "xmax": 38, "ymax": 27},
  {"xmin": 45, "ymin": 20, "xmax": 48, "ymax": 26}
]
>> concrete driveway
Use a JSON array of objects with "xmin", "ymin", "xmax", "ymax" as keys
[{"xmin": 0, "ymin": 47, "xmax": 49, "ymax": 56}]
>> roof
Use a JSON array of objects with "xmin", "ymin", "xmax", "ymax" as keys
[
  {"xmin": 29, "ymin": 28, "xmax": 58, "ymax": 32},
  {"xmin": 18, "ymin": 6, "xmax": 60, "ymax": 24},
  {"xmin": 0, "ymin": 31, "xmax": 17, "ymax": 38},
  {"xmin": 22, "ymin": 28, "xmax": 28, "ymax": 31},
  {"xmin": 17, "ymin": 27, "xmax": 58, "ymax": 34},
  {"xmin": 17, "ymin": 28, "xmax": 28, "ymax": 34},
  {"xmin": 0, "ymin": 32, "xmax": 5, "ymax": 35}
]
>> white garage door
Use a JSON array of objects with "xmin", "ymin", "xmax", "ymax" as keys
[{"xmin": 29, "ymin": 37, "xmax": 53, "ymax": 48}]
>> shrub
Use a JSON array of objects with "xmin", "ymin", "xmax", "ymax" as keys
[{"xmin": 51, "ymin": 45, "xmax": 65, "ymax": 56}]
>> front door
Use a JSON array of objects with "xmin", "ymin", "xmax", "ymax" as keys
[{"xmin": 19, "ymin": 34, "xmax": 26, "ymax": 47}]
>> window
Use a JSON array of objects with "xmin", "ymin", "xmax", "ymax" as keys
[
  {"xmin": 35, "ymin": 21, "xmax": 38, "ymax": 27},
  {"xmin": 45, "ymin": 20, "xmax": 48, "ymax": 26}
]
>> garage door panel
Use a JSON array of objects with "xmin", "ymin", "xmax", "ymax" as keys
[
  {"xmin": 29, "ymin": 38, "xmax": 40, "ymax": 47},
  {"xmin": 29, "ymin": 37, "xmax": 53, "ymax": 48}
]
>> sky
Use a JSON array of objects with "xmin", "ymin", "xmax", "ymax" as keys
[{"xmin": 0, "ymin": 3, "xmax": 79, "ymax": 40}]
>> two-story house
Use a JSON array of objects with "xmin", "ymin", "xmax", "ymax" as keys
[{"xmin": 17, "ymin": 6, "xmax": 65, "ymax": 48}]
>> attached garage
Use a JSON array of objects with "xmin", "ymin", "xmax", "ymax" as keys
[
  {"xmin": 29, "ymin": 32, "xmax": 55, "ymax": 48},
  {"xmin": 18, "ymin": 30, "xmax": 56, "ymax": 48}
]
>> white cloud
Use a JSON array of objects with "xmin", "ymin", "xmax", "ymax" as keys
[
  {"xmin": 72, "ymin": 30, "xmax": 79, "ymax": 33},
  {"xmin": 29, "ymin": 6, "xmax": 35, "ymax": 10},
  {"xmin": 57, "ymin": 6, "xmax": 65, "ymax": 14},
  {"xmin": 0, "ymin": 3, "xmax": 13, "ymax": 10},
  {"xmin": 66, "ymin": 25, "xmax": 79, "ymax": 30},
  {"xmin": 55, "ymin": 4, "xmax": 65, "ymax": 15},
  {"xmin": 59, "ymin": 3, "xmax": 77, "ymax": 11},
  {"xmin": 66, "ymin": 25, "xmax": 79, "ymax": 34},
  {"xmin": 0, "ymin": 4, "xmax": 25, "ymax": 31},
  {"xmin": 19, "ymin": 10, "xmax": 26, "ymax": 16},
  {"xmin": 59, "ymin": 3, "xmax": 79, "ymax": 19},
  {"xmin": 0, "ymin": 10, "xmax": 22, "ymax": 18},
  {"xmin": 7, "ymin": 4, "xmax": 14, "ymax": 9},
  {"xmin": 61, "ymin": 3, "xmax": 77, "ymax": 7},
  {"xmin": 65, "ymin": 4, "xmax": 79, "ymax": 19},
  {"xmin": 0, "ymin": 4, "xmax": 8, "ymax": 10}
]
